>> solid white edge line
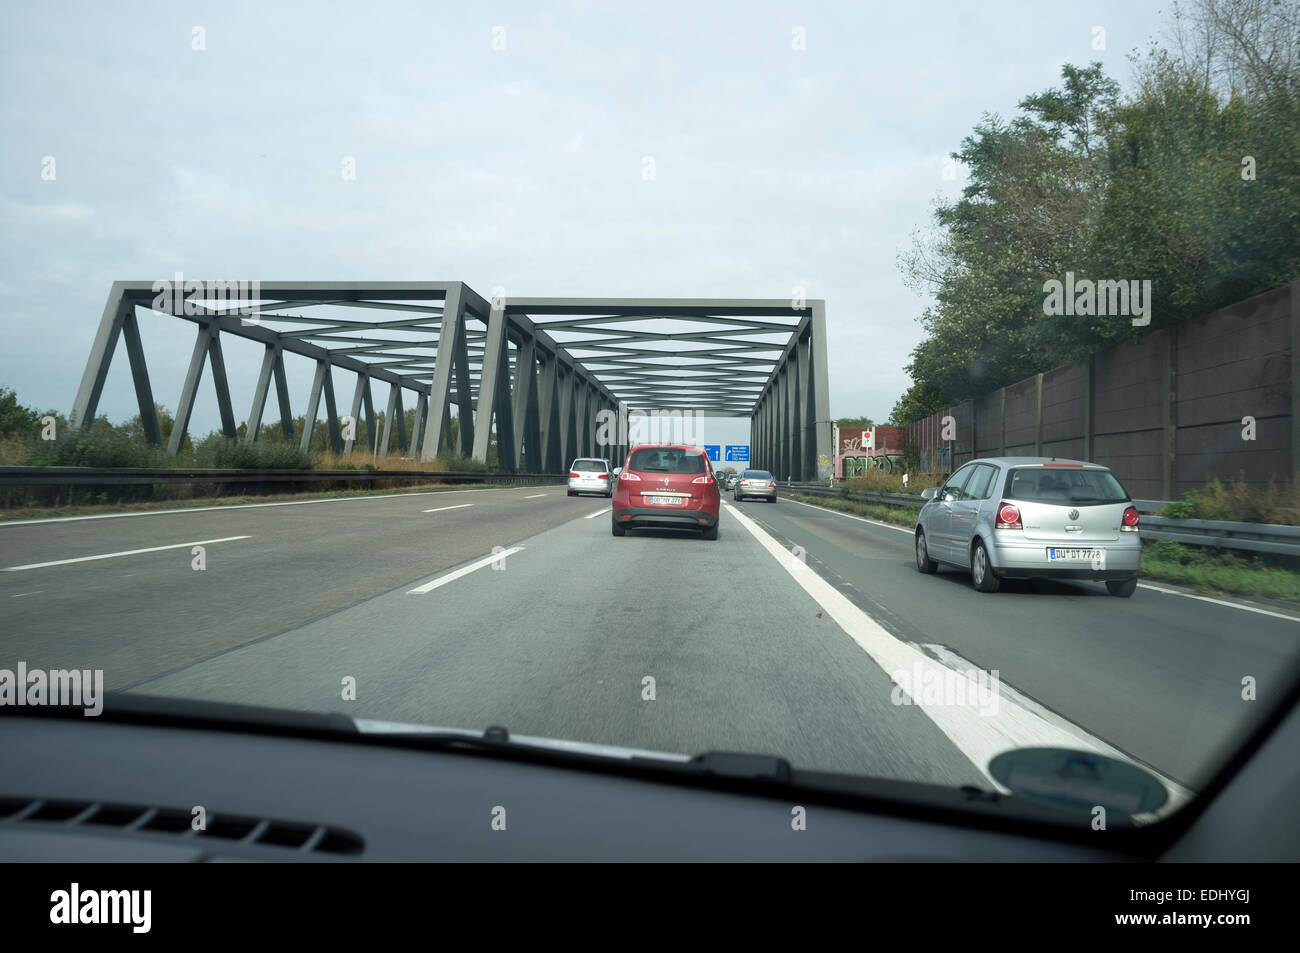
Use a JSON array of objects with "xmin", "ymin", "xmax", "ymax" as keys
[
  {"xmin": 723, "ymin": 502, "xmax": 1193, "ymax": 815},
  {"xmin": 0, "ymin": 487, "xmax": 512, "ymax": 528},
  {"xmin": 406, "ymin": 546, "xmax": 524, "ymax": 594},
  {"xmin": 523, "ymin": 493, "xmax": 547, "ymax": 499},
  {"xmin": 584, "ymin": 507, "xmax": 612, "ymax": 519},
  {"xmin": 1135, "ymin": 582, "xmax": 1300, "ymax": 622},
  {"xmin": 423, "ymin": 503, "xmax": 475, "ymax": 513},
  {"xmin": 3, "ymin": 536, "xmax": 252, "ymax": 571},
  {"xmin": 782, "ymin": 496, "xmax": 1300, "ymax": 622}
]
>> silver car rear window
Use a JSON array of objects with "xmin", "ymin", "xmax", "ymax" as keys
[
  {"xmin": 572, "ymin": 460, "xmax": 607, "ymax": 472},
  {"xmin": 1004, "ymin": 467, "xmax": 1129, "ymax": 505}
]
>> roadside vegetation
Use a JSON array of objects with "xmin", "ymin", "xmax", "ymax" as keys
[
  {"xmin": 1159, "ymin": 477, "xmax": 1298, "ymax": 526},
  {"xmin": 843, "ymin": 468, "xmax": 945, "ymax": 496},
  {"xmin": 0, "ymin": 385, "xmax": 503, "ymax": 512}
]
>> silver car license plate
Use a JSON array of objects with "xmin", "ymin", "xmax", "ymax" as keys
[{"xmin": 1047, "ymin": 547, "xmax": 1103, "ymax": 561}]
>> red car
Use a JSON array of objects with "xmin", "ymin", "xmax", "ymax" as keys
[{"xmin": 611, "ymin": 444, "xmax": 721, "ymax": 540}]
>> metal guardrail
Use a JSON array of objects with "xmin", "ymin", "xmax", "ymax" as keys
[
  {"xmin": 779, "ymin": 482, "xmax": 1300, "ymax": 558},
  {"xmin": 0, "ymin": 466, "xmax": 565, "ymax": 489},
  {"xmin": 1136, "ymin": 515, "xmax": 1300, "ymax": 558}
]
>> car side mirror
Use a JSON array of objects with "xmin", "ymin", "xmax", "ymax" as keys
[
  {"xmin": 921, "ymin": 488, "xmax": 937, "ymax": 501},
  {"xmin": 613, "ymin": 468, "xmax": 621, "ymax": 477}
]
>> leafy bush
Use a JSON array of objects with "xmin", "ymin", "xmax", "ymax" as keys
[
  {"xmin": 1159, "ymin": 477, "xmax": 1298, "ymax": 525},
  {"xmin": 0, "ymin": 386, "xmax": 42, "ymax": 438},
  {"xmin": 191, "ymin": 434, "xmax": 314, "ymax": 470},
  {"xmin": 436, "ymin": 451, "xmax": 488, "ymax": 473},
  {"xmin": 23, "ymin": 423, "xmax": 172, "ymax": 468},
  {"xmin": 845, "ymin": 467, "xmax": 945, "ymax": 496}
]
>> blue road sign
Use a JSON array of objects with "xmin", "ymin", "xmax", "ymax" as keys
[
  {"xmin": 725, "ymin": 445, "xmax": 750, "ymax": 462},
  {"xmin": 703, "ymin": 445, "xmax": 721, "ymax": 461}
]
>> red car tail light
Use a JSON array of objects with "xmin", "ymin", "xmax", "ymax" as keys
[
  {"xmin": 569, "ymin": 472, "xmax": 580, "ymax": 479},
  {"xmin": 596, "ymin": 473, "xmax": 608, "ymax": 479},
  {"xmin": 768, "ymin": 481, "xmax": 776, "ymax": 487},
  {"xmin": 995, "ymin": 502, "xmax": 1022, "ymax": 529},
  {"xmin": 692, "ymin": 475, "xmax": 713, "ymax": 484},
  {"xmin": 620, "ymin": 471, "xmax": 641, "ymax": 481},
  {"xmin": 1121, "ymin": 505, "xmax": 1140, "ymax": 531}
]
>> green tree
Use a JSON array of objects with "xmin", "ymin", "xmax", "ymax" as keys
[
  {"xmin": 0, "ymin": 386, "xmax": 42, "ymax": 437},
  {"xmin": 888, "ymin": 382, "xmax": 946, "ymax": 426},
  {"xmin": 898, "ymin": 63, "xmax": 1122, "ymax": 405},
  {"xmin": 892, "ymin": 2, "xmax": 1299, "ymax": 417}
]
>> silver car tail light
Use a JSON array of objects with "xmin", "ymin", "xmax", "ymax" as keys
[{"xmin": 995, "ymin": 502, "xmax": 1022, "ymax": 529}]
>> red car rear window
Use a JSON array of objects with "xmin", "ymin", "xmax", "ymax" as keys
[{"xmin": 628, "ymin": 448, "xmax": 706, "ymax": 474}]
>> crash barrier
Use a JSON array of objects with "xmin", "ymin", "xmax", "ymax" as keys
[{"xmin": 0, "ymin": 467, "xmax": 564, "ymax": 491}]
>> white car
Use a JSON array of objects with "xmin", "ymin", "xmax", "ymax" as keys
[{"xmin": 568, "ymin": 458, "xmax": 613, "ymax": 497}]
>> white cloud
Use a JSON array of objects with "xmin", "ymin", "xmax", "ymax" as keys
[{"xmin": 0, "ymin": 0, "xmax": 1164, "ymax": 429}]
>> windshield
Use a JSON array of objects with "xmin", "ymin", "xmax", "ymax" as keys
[{"xmin": 2, "ymin": 0, "xmax": 1298, "ymax": 837}]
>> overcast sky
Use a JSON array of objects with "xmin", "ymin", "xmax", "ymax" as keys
[{"xmin": 0, "ymin": 1, "xmax": 1169, "ymax": 451}]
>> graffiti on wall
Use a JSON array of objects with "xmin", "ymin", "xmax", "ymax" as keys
[
  {"xmin": 918, "ymin": 446, "xmax": 951, "ymax": 475},
  {"xmin": 838, "ymin": 451, "xmax": 905, "ymax": 478}
]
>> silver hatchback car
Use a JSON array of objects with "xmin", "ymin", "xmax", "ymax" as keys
[{"xmin": 914, "ymin": 457, "xmax": 1141, "ymax": 596}]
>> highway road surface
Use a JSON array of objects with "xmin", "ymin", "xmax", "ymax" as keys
[{"xmin": 2, "ymin": 485, "xmax": 1297, "ymax": 796}]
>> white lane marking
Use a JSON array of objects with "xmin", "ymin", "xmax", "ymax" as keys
[
  {"xmin": 1136, "ymin": 582, "xmax": 1300, "ymax": 623},
  {"xmin": 406, "ymin": 546, "xmax": 524, "ymax": 594},
  {"xmin": 10, "ymin": 590, "xmax": 45, "ymax": 598},
  {"xmin": 781, "ymin": 495, "xmax": 913, "ymax": 533},
  {"xmin": 523, "ymin": 493, "xmax": 547, "ymax": 499},
  {"xmin": 917, "ymin": 642, "xmax": 1193, "ymax": 822},
  {"xmin": 584, "ymin": 507, "xmax": 611, "ymax": 519},
  {"xmin": 724, "ymin": 502, "xmax": 1193, "ymax": 813},
  {"xmin": 423, "ymin": 503, "xmax": 474, "ymax": 514},
  {"xmin": 0, "ymin": 488, "xmax": 508, "ymax": 528},
  {"xmin": 2, "ymin": 536, "xmax": 251, "ymax": 572},
  {"xmin": 784, "ymin": 498, "xmax": 1299, "ymax": 622}
]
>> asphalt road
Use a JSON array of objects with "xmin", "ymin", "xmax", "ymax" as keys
[{"xmin": 2, "ymin": 486, "xmax": 1297, "ymax": 795}]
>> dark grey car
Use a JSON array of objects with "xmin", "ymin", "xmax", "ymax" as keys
[{"xmin": 733, "ymin": 469, "xmax": 776, "ymax": 503}]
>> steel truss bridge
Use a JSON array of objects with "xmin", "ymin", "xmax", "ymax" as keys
[{"xmin": 70, "ymin": 282, "xmax": 831, "ymax": 479}]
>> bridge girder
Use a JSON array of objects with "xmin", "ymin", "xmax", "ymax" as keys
[{"xmin": 71, "ymin": 283, "xmax": 831, "ymax": 478}]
